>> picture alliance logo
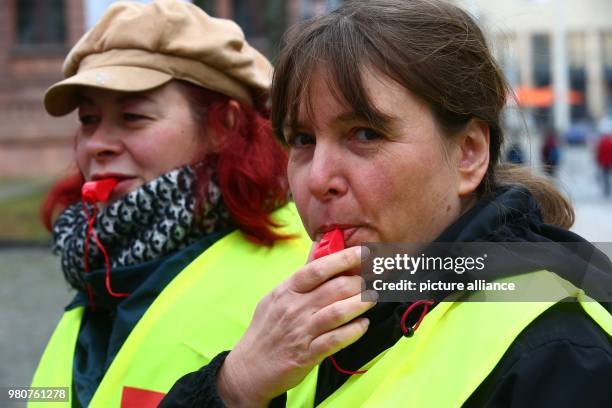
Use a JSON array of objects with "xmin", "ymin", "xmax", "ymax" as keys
[{"xmin": 371, "ymin": 253, "xmax": 488, "ymax": 275}]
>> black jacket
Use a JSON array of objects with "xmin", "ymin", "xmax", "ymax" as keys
[
  {"xmin": 69, "ymin": 230, "xmax": 231, "ymax": 407},
  {"xmin": 161, "ymin": 187, "xmax": 612, "ymax": 407}
]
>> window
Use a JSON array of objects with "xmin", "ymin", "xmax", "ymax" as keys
[
  {"xmin": 603, "ymin": 33, "xmax": 612, "ymax": 109},
  {"xmin": 232, "ymin": 0, "xmax": 287, "ymax": 57},
  {"xmin": 193, "ymin": 0, "xmax": 215, "ymax": 14},
  {"xmin": 16, "ymin": 0, "xmax": 66, "ymax": 47},
  {"xmin": 568, "ymin": 33, "xmax": 586, "ymax": 69},
  {"xmin": 531, "ymin": 34, "xmax": 552, "ymax": 128},
  {"xmin": 568, "ymin": 33, "xmax": 586, "ymax": 120},
  {"xmin": 494, "ymin": 34, "xmax": 519, "ymax": 85},
  {"xmin": 532, "ymin": 34, "xmax": 551, "ymax": 87},
  {"xmin": 233, "ymin": 0, "xmax": 268, "ymax": 38},
  {"xmin": 604, "ymin": 32, "xmax": 612, "ymax": 69}
]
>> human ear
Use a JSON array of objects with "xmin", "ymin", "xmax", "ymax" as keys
[
  {"xmin": 223, "ymin": 100, "xmax": 241, "ymax": 131},
  {"xmin": 456, "ymin": 118, "xmax": 490, "ymax": 196},
  {"xmin": 208, "ymin": 100, "xmax": 241, "ymax": 152}
]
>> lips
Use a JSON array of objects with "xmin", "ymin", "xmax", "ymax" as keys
[
  {"xmin": 90, "ymin": 173, "xmax": 135, "ymax": 182},
  {"xmin": 316, "ymin": 224, "xmax": 361, "ymax": 246},
  {"xmin": 89, "ymin": 173, "xmax": 139, "ymax": 202}
]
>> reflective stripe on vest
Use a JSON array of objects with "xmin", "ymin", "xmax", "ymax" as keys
[
  {"xmin": 287, "ymin": 271, "xmax": 612, "ymax": 407},
  {"xmin": 29, "ymin": 308, "xmax": 83, "ymax": 408},
  {"xmin": 30, "ymin": 204, "xmax": 310, "ymax": 408}
]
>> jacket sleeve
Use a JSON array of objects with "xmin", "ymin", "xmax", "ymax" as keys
[
  {"xmin": 159, "ymin": 351, "xmax": 230, "ymax": 408},
  {"xmin": 159, "ymin": 351, "xmax": 288, "ymax": 408},
  {"xmin": 489, "ymin": 341, "xmax": 610, "ymax": 407}
]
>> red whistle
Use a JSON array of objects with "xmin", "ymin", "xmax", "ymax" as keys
[
  {"xmin": 81, "ymin": 178, "xmax": 119, "ymax": 203},
  {"xmin": 313, "ymin": 229, "xmax": 345, "ymax": 260}
]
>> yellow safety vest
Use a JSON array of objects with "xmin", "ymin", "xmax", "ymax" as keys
[
  {"xmin": 30, "ymin": 204, "xmax": 311, "ymax": 407},
  {"xmin": 287, "ymin": 271, "xmax": 612, "ymax": 407}
]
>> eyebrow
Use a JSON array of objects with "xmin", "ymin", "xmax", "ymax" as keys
[
  {"xmin": 118, "ymin": 94, "xmax": 157, "ymax": 105},
  {"xmin": 290, "ymin": 109, "xmax": 395, "ymax": 134},
  {"xmin": 77, "ymin": 96, "xmax": 95, "ymax": 106}
]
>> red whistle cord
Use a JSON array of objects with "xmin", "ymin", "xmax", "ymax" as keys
[
  {"xmin": 82, "ymin": 197, "xmax": 130, "ymax": 308},
  {"xmin": 327, "ymin": 355, "xmax": 368, "ymax": 375},
  {"xmin": 314, "ymin": 230, "xmax": 433, "ymax": 376},
  {"xmin": 399, "ymin": 299, "xmax": 435, "ymax": 336},
  {"xmin": 327, "ymin": 299, "xmax": 434, "ymax": 376}
]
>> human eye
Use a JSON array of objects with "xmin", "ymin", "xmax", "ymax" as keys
[
  {"xmin": 286, "ymin": 132, "xmax": 315, "ymax": 148},
  {"xmin": 351, "ymin": 127, "xmax": 383, "ymax": 143},
  {"xmin": 122, "ymin": 112, "xmax": 149, "ymax": 123},
  {"xmin": 78, "ymin": 114, "xmax": 99, "ymax": 127}
]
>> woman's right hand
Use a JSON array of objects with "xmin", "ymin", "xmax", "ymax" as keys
[{"xmin": 216, "ymin": 245, "xmax": 375, "ymax": 407}]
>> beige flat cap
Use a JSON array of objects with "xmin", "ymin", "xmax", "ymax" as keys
[{"xmin": 44, "ymin": 0, "xmax": 273, "ymax": 116}]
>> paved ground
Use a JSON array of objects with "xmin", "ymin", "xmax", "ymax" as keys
[
  {"xmin": 0, "ymin": 248, "xmax": 72, "ymax": 405},
  {"xmin": 558, "ymin": 145, "xmax": 612, "ymax": 241},
  {"xmin": 0, "ymin": 144, "xmax": 610, "ymax": 399}
]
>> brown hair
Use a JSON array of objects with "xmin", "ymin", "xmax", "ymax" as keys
[{"xmin": 271, "ymin": 0, "xmax": 573, "ymax": 228}]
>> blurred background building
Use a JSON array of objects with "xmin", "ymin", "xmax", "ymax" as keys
[
  {"xmin": 3, "ymin": 0, "xmax": 612, "ymax": 178},
  {"xmin": 1, "ymin": 0, "xmax": 611, "ymax": 230},
  {"xmin": 0, "ymin": 0, "xmax": 84, "ymax": 178},
  {"xmin": 454, "ymin": 0, "xmax": 612, "ymax": 140}
]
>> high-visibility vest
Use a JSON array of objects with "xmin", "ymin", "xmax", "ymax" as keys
[
  {"xmin": 29, "ymin": 204, "xmax": 311, "ymax": 408},
  {"xmin": 287, "ymin": 271, "xmax": 612, "ymax": 407}
]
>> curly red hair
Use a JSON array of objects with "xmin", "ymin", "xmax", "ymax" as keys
[{"xmin": 41, "ymin": 81, "xmax": 290, "ymax": 246}]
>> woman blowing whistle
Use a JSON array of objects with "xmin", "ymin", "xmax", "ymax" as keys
[{"xmin": 163, "ymin": 0, "xmax": 612, "ymax": 406}]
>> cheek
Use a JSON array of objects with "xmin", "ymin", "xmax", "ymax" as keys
[
  {"xmin": 287, "ymin": 159, "xmax": 307, "ymax": 210},
  {"xmin": 133, "ymin": 127, "xmax": 202, "ymax": 173},
  {"xmin": 354, "ymin": 166, "xmax": 391, "ymax": 212},
  {"xmin": 176, "ymin": 122, "xmax": 207, "ymax": 162},
  {"xmin": 368, "ymin": 149, "xmax": 451, "ymax": 241},
  {"xmin": 75, "ymin": 141, "xmax": 88, "ymax": 175},
  {"xmin": 188, "ymin": 132, "xmax": 208, "ymax": 161},
  {"xmin": 287, "ymin": 155, "xmax": 320, "ymax": 234}
]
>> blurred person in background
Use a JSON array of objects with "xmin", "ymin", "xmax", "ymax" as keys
[
  {"xmin": 162, "ymin": 0, "xmax": 612, "ymax": 406},
  {"xmin": 505, "ymin": 142, "xmax": 524, "ymax": 165},
  {"xmin": 597, "ymin": 133, "xmax": 612, "ymax": 197},
  {"xmin": 29, "ymin": 1, "xmax": 309, "ymax": 406},
  {"xmin": 541, "ymin": 129, "xmax": 560, "ymax": 177}
]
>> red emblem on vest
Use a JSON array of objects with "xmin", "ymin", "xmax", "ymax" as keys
[{"xmin": 121, "ymin": 386, "xmax": 166, "ymax": 408}]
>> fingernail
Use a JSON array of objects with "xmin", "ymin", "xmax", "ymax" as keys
[
  {"xmin": 362, "ymin": 290, "xmax": 378, "ymax": 303},
  {"xmin": 357, "ymin": 246, "xmax": 370, "ymax": 259}
]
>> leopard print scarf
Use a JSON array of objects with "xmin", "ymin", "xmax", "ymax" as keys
[{"xmin": 52, "ymin": 165, "xmax": 231, "ymax": 291}]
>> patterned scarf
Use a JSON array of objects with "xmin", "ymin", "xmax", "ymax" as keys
[{"xmin": 52, "ymin": 165, "xmax": 232, "ymax": 291}]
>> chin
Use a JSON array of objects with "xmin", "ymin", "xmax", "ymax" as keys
[
  {"xmin": 111, "ymin": 179, "xmax": 142, "ymax": 200},
  {"xmin": 345, "ymin": 229, "xmax": 378, "ymax": 247}
]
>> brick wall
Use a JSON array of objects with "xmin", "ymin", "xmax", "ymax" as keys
[{"xmin": 0, "ymin": 0, "xmax": 84, "ymax": 179}]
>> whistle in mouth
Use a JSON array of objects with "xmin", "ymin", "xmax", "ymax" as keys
[
  {"xmin": 81, "ymin": 178, "xmax": 119, "ymax": 203},
  {"xmin": 313, "ymin": 229, "xmax": 345, "ymax": 260}
]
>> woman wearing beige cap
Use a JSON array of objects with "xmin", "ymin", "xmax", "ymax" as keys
[{"xmin": 29, "ymin": 1, "xmax": 309, "ymax": 406}]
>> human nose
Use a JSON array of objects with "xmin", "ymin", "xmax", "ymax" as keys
[
  {"xmin": 307, "ymin": 144, "xmax": 348, "ymax": 200},
  {"xmin": 82, "ymin": 122, "xmax": 123, "ymax": 161}
]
